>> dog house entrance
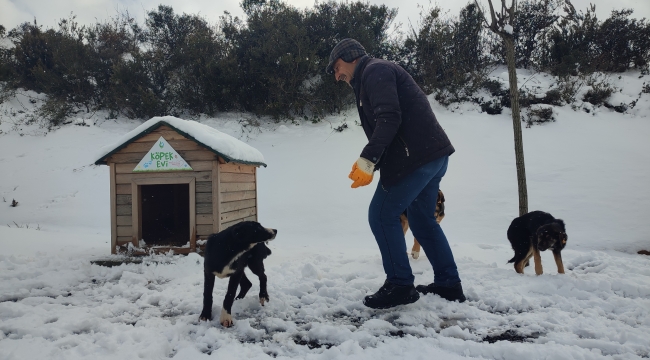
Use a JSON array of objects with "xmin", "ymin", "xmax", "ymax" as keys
[{"xmin": 141, "ymin": 183, "xmax": 190, "ymax": 247}]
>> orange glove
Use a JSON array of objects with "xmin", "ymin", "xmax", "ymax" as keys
[{"xmin": 348, "ymin": 157, "xmax": 375, "ymax": 188}]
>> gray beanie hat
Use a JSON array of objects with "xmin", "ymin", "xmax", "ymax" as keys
[{"xmin": 325, "ymin": 38, "xmax": 367, "ymax": 74}]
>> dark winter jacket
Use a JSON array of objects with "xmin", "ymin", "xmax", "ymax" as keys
[{"xmin": 351, "ymin": 55, "xmax": 455, "ymax": 186}]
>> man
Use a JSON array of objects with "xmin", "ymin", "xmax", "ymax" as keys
[{"xmin": 326, "ymin": 38, "xmax": 466, "ymax": 309}]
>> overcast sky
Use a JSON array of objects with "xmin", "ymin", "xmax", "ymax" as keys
[{"xmin": 2, "ymin": 0, "xmax": 650, "ymax": 33}]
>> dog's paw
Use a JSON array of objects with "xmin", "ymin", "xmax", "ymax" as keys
[
  {"xmin": 259, "ymin": 294, "xmax": 269, "ymax": 306},
  {"xmin": 411, "ymin": 250, "xmax": 420, "ymax": 259},
  {"xmin": 220, "ymin": 309, "xmax": 234, "ymax": 327},
  {"xmin": 199, "ymin": 311, "xmax": 212, "ymax": 321}
]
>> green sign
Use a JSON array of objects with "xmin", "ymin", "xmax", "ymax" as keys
[{"xmin": 133, "ymin": 137, "xmax": 193, "ymax": 172}]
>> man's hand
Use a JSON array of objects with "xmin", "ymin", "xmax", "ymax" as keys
[{"xmin": 349, "ymin": 157, "xmax": 375, "ymax": 188}]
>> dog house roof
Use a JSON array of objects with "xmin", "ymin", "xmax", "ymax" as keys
[{"xmin": 94, "ymin": 116, "xmax": 266, "ymax": 167}]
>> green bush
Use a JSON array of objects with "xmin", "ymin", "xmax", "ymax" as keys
[
  {"xmin": 544, "ymin": 4, "xmax": 600, "ymax": 76},
  {"xmin": 513, "ymin": 0, "xmax": 561, "ymax": 69},
  {"xmin": 525, "ymin": 106, "xmax": 555, "ymax": 127},
  {"xmin": 480, "ymin": 99, "xmax": 503, "ymax": 115},
  {"xmin": 582, "ymin": 75, "xmax": 614, "ymax": 105},
  {"xmin": 225, "ymin": 0, "xmax": 397, "ymax": 120},
  {"xmin": 37, "ymin": 97, "xmax": 74, "ymax": 128},
  {"xmin": 404, "ymin": 3, "xmax": 488, "ymax": 98},
  {"xmin": 595, "ymin": 9, "xmax": 649, "ymax": 72}
]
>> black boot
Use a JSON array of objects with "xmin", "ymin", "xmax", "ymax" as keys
[
  {"xmin": 363, "ymin": 280, "xmax": 420, "ymax": 309},
  {"xmin": 415, "ymin": 282, "xmax": 466, "ymax": 303}
]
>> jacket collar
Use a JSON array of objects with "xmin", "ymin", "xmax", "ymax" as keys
[{"xmin": 351, "ymin": 55, "xmax": 371, "ymax": 97}]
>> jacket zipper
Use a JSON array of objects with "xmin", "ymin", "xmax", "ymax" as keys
[{"xmin": 398, "ymin": 136, "xmax": 410, "ymax": 157}]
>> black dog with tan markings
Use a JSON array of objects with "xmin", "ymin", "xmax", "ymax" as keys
[
  {"xmin": 199, "ymin": 221, "xmax": 277, "ymax": 327},
  {"xmin": 507, "ymin": 211, "xmax": 567, "ymax": 275}
]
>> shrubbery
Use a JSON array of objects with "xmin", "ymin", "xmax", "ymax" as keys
[
  {"xmin": 525, "ymin": 106, "xmax": 555, "ymax": 127},
  {"xmin": 0, "ymin": 0, "xmax": 648, "ymax": 126}
]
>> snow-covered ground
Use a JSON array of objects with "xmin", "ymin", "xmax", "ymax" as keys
[{"xmin": 1, "ymin": 70, "xmax": 649, "ymax": 359}]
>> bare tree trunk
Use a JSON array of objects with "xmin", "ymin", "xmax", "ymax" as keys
[
  {"xmin": 475, "ymin": 0, "xmax": 528, "ymax": 216},
  {"xmin": 503, "ymin": 35, "xmax": 528, "ymax": 216}
]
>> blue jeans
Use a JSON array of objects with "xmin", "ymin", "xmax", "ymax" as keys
[{"xmin": 368, "ymin": 156, "xmax": 461, "ymax": 287}]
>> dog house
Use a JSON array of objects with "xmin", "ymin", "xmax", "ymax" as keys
[{"xmin": 95, "ymin": 116, "xmax": 266, "ymax": 254}]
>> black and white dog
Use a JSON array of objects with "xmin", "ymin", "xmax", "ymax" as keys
[
  {"xmin": 507, "ymin": 211, "xmax": 567, "ymax": 275},
  {"xmin": 199, "ymin": 221, "xmax": 277, "ymax": 327}
]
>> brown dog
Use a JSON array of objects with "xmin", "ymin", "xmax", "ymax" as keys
[{"xmin": 400, "ymin": 190, "xmax": 445, "ymax": 259}]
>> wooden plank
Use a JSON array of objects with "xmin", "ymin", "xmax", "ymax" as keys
[
  {"xmin": 132, "ymin": 182, "xmax": 141, "ymax": 247},
  {"xmin": 116, "ymin": 204, "xmax": 132, "ymax": 216},
  {"xmin": 108, "ymin": 150, "xmax": 217, "ymax": 164},
  {"xmin": 196, "ymin": 192, "xmax": 213, "ymax": 204},
  {"xmin": 220, "ymin": 163, "xmax": 256, "ymax": 174},
  {"xmin": 116, "ymin": 184, "xmax": 131, "ymax": 195},
  {"xmin": 133, "ymin": 176, "xmax": 201, "ymax": 186},
  {"xmin": 115, "ymin": 163, "xmax": 137, "ymax": 174},
  {"xmin": 221, "ymin": 182, "xmax": 255, "ymax": 192},
  {"xmin": 197, "ymin": 203, "xmax": 212, "ymax": 214},
  {"xmin": 117, "ymin": 216, "xmax": 131, "ymax": 226},
  {"xmin": 116, "ymin": 171, "xmax": 211, "ymax": 184},
  {"xmin": 117, "ymin": 226, "xmax": 132, "ymax": 237},
  {"xmin": 197, "ymin": 224, "xmax": 213, "ymax": 236},
  {"xmin": 188, "ymin": 161, "xmax": 212, "ymax": 172},
  {"xmin": 221, "ymin": 215, "xmax": 257, "ymax": 230},
  {"xmin": 189, "ymin": 178, "xmax": 196, "ymax": 252},
  {"xmin": 135, "ymin": 131, "xmax": 188, "ymax": 142},
  {"xmin": 221, "ymin": 199, "xmax": 256, "ymax": 213},
  {"xmin": 170, "ymin": 139, "xmax": 208, "ymax": 152},
  {"xmin": 221, "ymin": 207, "xmax": 256, "ymax": 223},
  {"xmin": 118, "ymin": 139, "xmax": 205, "ymax": 153},
  {"xmin": 107, "ymin": 152, "xmax": 148, "ymax": 164},
  {"xmin": 196, "ymin": 181, "xmax": 211, "ymax": 193},
  {"xmin": 116, "ymin": 194, "xmax": 132, "ymax": 205},
  {"xmin": 119, "ymin": 142, "xmax": 154, "ymax": 153},
  {"xmin": 220, "ymin": 190, "xmax": 256, "ymax": 203},
  {"xmin": 212, "ymin": 161, "xmax": 221, "ymax": 233},
  {"xmin": 118, "ymin": 142, "xmax": 156, "ymax": 153},
  {"xmin": 254, "ymin": 167, "xmax": 258, "ymax": 222},
  {"xmin": 220, "ymin": 172, "xmax": 255, "ymax": 183},
  {"xmin": 110, "ymin": 163, "xmax": 117, "ymax": 254},
  {"xmin": 141, "ymin": 247, "xmax": 195, "ymax": 255},
  {"xmin": 117, "ymin": 237, "xmax": 132, "ymax": 245},
  {"xmin": 178, "ymin": 150, "xmax": 219, "ymax": 162},
  {"xmin": 197, "ymin": 214, "xmax": 213, "ymax": 225}
]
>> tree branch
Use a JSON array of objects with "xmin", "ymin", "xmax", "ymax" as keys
[{"xmin": 473, "ymin": 0, "xmax": 492, "ymax": 29}]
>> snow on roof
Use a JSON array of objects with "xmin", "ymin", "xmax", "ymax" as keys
[{"xmin": 95, "ymin": 116, "xmax": 266, "ymax": 167}]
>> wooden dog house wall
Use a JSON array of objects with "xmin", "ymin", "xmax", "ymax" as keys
[{"xmin": 95, "ymin": 122, "xmax": 264, "ymax": 254}]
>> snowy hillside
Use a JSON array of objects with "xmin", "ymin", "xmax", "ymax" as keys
[{"xmin": 1, "ymin": 69, "xmax": 649, "ymax": 359}]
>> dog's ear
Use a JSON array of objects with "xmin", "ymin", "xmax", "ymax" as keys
[
  {"xmin": 544, "ymin": 220, "xmax": 568, "ymax": 245},
  {"xmin": 555, "ymin": 219, "xmax": 568, "ymax": 244}
]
